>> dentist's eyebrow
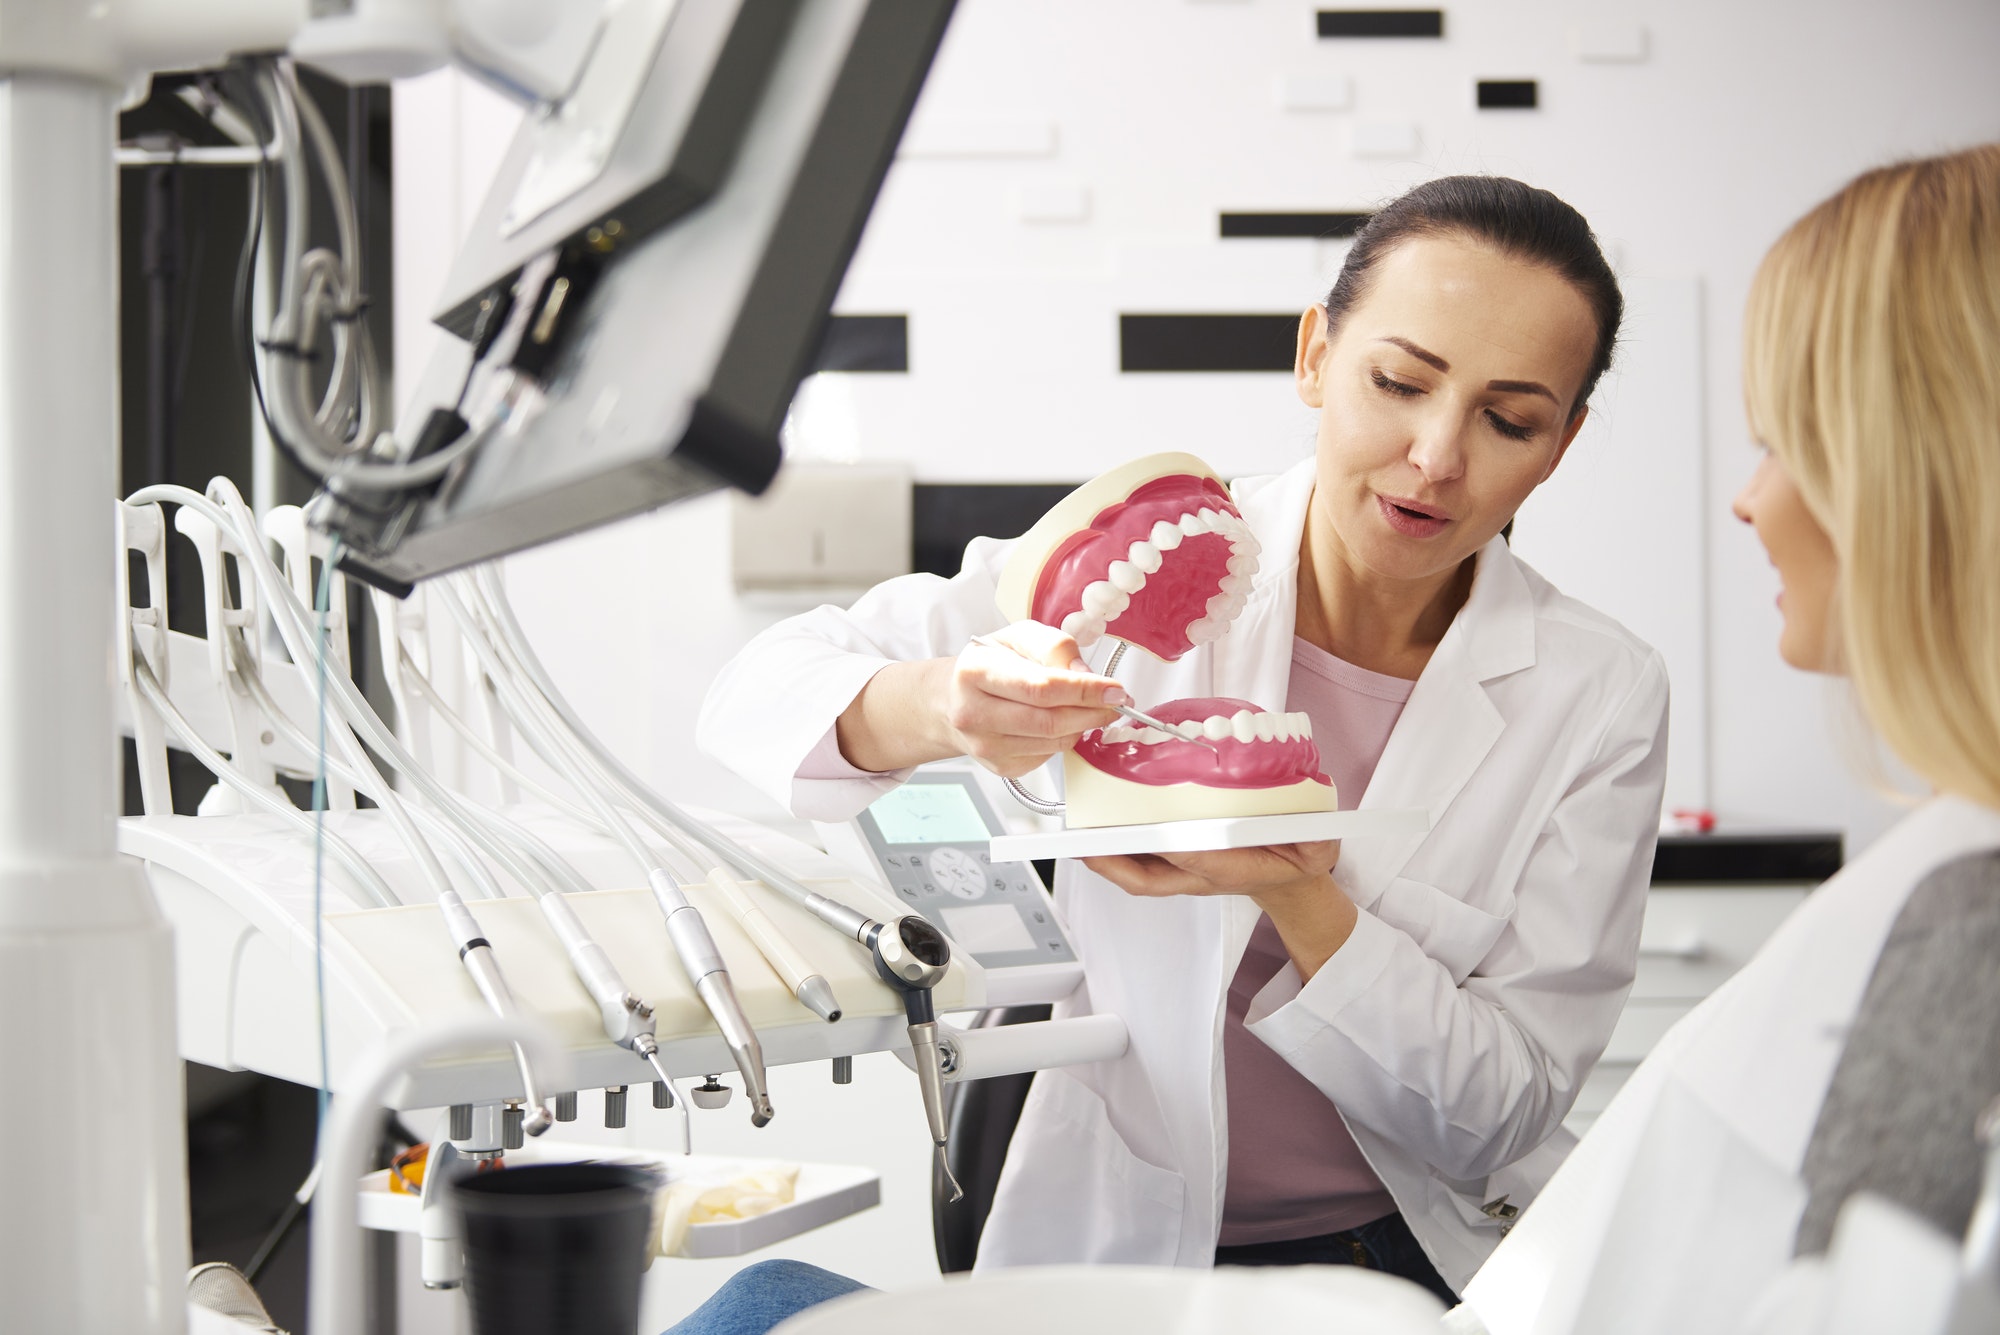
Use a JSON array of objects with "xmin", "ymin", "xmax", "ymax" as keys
[
  {"xmin": 1377, "ymin": 336, "xmax": 1449, "ymax": 372},
  {"xmin": 1379, "ymin": 336, "xmax": 1560, "ymax": 404},
  {"xmin": 1485, "ymin": 378, "xmax": 1559, "ymax": 404}
]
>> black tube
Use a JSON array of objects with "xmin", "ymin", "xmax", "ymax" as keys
[{"xmin": 141, "ymin": 159, "xmax": 181, "ymax": 486}]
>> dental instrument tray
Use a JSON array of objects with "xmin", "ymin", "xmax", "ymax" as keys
[
  {"xmin": 987, "ymin": 806, "xmax": 1431, "ymax": 863},
  {"xmin": 356, "ymin": 1142, "xmax": 880, "ymax": 1259}
]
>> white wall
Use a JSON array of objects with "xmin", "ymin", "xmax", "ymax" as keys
[
  {"xmin": 397, "ymin": 0, "xmax": 2000, "ymax": 852},
  {"xmin": 390, "ymin": 0, "xmax": 2000, "ymax": 1310}
]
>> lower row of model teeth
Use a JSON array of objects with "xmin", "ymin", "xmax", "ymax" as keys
[
  {"xmin": 1060, "ymin": 508, "xmax": 1260, "ymax": 648},
  {"xmin": 1100, "ymin": 709, "xmax": 1312, "ymax": 745}
]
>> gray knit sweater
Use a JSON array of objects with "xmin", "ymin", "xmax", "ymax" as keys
[{"xmin": 1795, "ymin": 850, "xmax": 2000, "ymax": 1255}]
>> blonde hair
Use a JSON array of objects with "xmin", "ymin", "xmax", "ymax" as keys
[{"xmin": 1744, "ymin": 144, "xmax": 2000, "ymax": 809}]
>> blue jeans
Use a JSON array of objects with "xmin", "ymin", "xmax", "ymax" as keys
[
  {"xmin": 666, "ymin": 1213, "xmax": 1456, "ymax": 1335},
  {"xmin": 664, "ymin": 1259, "xmax": 870, "ymax": 1335},
  {"xmin": 1212, "ymin": 1212, "xmax": 1460, "ymax": 1307}
]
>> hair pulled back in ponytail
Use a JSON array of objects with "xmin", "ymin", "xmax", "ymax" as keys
[{"xmin": 1323, "ymin": 176, "xmax": 1623, "ymax": 415}]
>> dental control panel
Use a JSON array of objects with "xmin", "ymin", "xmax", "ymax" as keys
[{"xmin": 818, "ymin": 772, "xmax": 1083, "ymax": 1008}]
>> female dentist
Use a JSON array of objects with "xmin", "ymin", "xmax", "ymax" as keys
[{"xmin": 698, "ymin": 176, "xmax": 1668, "ymax": 1301}]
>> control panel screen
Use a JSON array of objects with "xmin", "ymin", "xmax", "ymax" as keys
[
  {"xmin": 868, "ymin": 782, "xmax": 991, "ymax": 845},
  {"xmin": 941, "ymin": 904, "xmax": 1038, "ymax": 954}
]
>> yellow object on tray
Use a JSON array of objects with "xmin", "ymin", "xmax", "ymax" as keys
[{"xmin": 652, "ymin": 1164, "xmax": 801, "ymax": 1260}]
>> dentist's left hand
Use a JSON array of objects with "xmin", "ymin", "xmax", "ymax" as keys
[{"xmin": 1084, "ymin": 842, "xmax": 1356, "ymax": 980}]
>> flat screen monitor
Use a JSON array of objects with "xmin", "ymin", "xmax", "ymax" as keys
[{"xmin": 329, "ymin": 0, "xmax": 955, "ymax": 593}]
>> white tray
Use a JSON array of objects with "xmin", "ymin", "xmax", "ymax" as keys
[
  {"xmin": 988, "ymin": 807, "xmax": 1429, "ymax": 861},
  {"xmin": 355, "ymin": 1142, "xmax": 879, "ymax": 1259}
]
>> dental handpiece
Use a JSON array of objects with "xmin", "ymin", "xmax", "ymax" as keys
[
  {"xmin": 862, "ymin": 913, "xmax": 962, "ymax": 1202},
  {"xmin": 435, "ymin": 890, "xmax": 554, "ymax": 1136},
  {"xmin": 536, "ymin": 891, "xmax": 677, "ymax": 1096},
  {"xmin": 649, "ymin": 868, "xmax": 774, "ymax": 1126}
]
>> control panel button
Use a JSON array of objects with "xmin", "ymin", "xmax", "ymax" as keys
[{"xmin": 930, "ymin": 846, "xmax": 987, "ymax": 900}]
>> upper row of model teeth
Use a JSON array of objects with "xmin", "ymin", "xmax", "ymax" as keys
[
  {"xmin": 1061, "ymin": 508, "xmax": 1260, "ymax": 647},
  {"xmin": 1100, "ymin": 709, "xmax": 1313, "ymax": 745}
]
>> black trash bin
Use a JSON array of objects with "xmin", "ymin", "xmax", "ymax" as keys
[{"xmin": 453, "ymin": 1162, "xmax": 659, "ymax": 1335}]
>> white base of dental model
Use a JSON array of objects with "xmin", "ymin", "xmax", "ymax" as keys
[
  {"xmin": 1060, "ymin": 752, "xmax": 1342, "ymax": 828},
  {"xmin": 989, "ymin": 806, "xmax": 1431, "ymax": 863}
]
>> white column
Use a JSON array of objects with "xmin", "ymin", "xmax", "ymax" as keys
[{"xmin": 0, "ymin": 71, "xmax": 190, "ymax": 1335}]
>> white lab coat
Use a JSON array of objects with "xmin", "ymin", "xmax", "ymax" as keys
[
  {"xmin": 1453, "ymin": 795, "xmax": 2000, "ymax": 1335},
  {"xmin": 698, "ymin": 458, "xmax": 1669, "ymax": 1291}
]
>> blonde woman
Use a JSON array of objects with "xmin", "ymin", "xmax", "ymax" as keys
[{"xmin": 1447, "ymin": 142, "xmax": 2000, "ymax": 1333}]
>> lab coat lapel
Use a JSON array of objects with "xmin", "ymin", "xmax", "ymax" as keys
[
  {"xmin": 1209, "ymin": 463, "xmax": 1316, "ymax": 964},
  {"xmin": 1338, "ymin": 538, "xmax": 1536, "ymax": 909}
]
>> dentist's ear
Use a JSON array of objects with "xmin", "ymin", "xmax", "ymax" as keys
[{"xmin": 1295, "ymin": 306, "xmax": 1331, "ymax": 408}]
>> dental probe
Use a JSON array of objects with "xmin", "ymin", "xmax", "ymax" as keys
[
  {"xmin": 704, "ymin": 867, "xmax": 843, "ymax": 1022},
  {"xmin": 968, "ymin": 634, "xmax": 1218, "ymax": 750},
  {"xmin": 433, "ymin": 889, "xmax": 555, "ymax": 1136}
]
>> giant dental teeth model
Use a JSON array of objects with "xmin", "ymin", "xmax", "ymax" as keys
[
  {"xmin": 996, "ymin": 453, "xmax": 1341, "ymax": 829},
  {"xmin": 996, "ymin": 453, "xmax": 1263, "ymax": 660}
]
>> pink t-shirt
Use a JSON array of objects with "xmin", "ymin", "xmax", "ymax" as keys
[{"xmin": 1217, "ymin": 636, "xmax": 1415, "ymax": 1245}]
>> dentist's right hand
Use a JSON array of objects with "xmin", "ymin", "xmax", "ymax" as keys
[{"xmin": 835, "ymin": 620, "xmax": 1127, "ymax": 779}]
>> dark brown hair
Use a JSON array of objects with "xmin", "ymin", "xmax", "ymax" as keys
[{"xmin": 1324, "ymin": 175, "xmax": 1623, "ymax": 415}]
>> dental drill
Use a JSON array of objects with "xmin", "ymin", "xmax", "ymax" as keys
[
  {"xmin": 871, "ymin": 914, "xmax": 962, "ymax": 1202},
  {"xmin": 648, "ymin": 866, "xmax": 772, "ymax": 1125},
  {"xmin": 801, "ymin": 896, "xmax": 963, "ymax": 1201}
]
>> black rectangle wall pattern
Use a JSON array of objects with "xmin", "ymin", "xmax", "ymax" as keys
[
  {"xmin": 1220, "ymin": 212, "xmax": 1373, "ymax": 239},
  {"xmin": 810, "ymin": 314, "xmax": 909, "ymax": 373},
  {"xmin": 913, "ymin": 484, "xmax": 1080, "ymax": 577},
  {"xmin": 1476, "ymin": 80, "xmax": 1538, "ymax": 109},
  {"xmin": 1316, "ymin": 10, "xmax": 1445, "ymax": 38},
  {"xmin": 1119, "ymin": 314, "xmax": 1300, "ymax": 373}
]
